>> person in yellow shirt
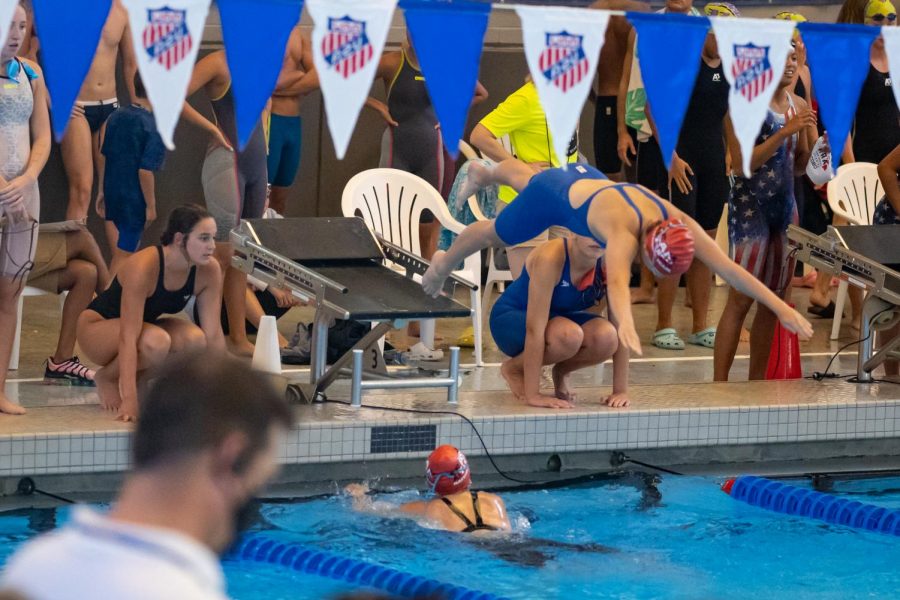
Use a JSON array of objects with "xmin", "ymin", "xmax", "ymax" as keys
[{"xmin": 469, "ymin": 79, "xmax": 579, "ymax": 278}]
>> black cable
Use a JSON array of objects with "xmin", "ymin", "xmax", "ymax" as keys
[
  {"xmin": 322, "ymin": 398, "xmax": 683, "ymax": 483},
  {"xmin": 811, "ymin": 307, "xmax": 893, "ymax": 381}
]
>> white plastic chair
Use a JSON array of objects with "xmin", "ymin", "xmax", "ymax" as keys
[
  {"xmin": 10, "ymin": 286, "xmax": 66, "ymax": 370},
  {"xmin": 341, "ymin": 169, "xmax": 483, "ymax": 366},
  {"xmin": 457, "ymin": 140, "xmax": 514, "ymax": 319},
  {"xmin": 825, "ymin": 162, "xmax": 882, "ymax": 340}
]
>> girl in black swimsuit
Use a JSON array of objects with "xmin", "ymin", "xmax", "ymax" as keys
[{"xmin": 76, "ymin": 205, "xmax": 225, "ymax": 422}]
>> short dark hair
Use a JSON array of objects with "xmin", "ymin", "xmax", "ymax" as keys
[
  {"xmin": 133, "ymin": 71, "xmax": 147, "ymax": 100},
  {"xmin": 132, "ymin": 355, "xmax": 292, "ymax": 471},
  {"xmin": 159, "ymin": 204, "xmax": 211, "ymax": 245}
]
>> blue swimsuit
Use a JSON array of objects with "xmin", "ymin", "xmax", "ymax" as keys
[
  {"xmin": 490, "ymin": 238, "xmax": 606, "ymax": 357},
  {"xmin": 493, "ymin": 164, "xmax": 670, "ymax": 246}
]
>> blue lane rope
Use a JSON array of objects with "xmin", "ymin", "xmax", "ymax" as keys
[
  {"xmin": 229, "ymin": 534, "xmax": 508, "ymax": 599},
  {"xmin": 722, "ymin": 475, "xmax": 900, "ymax": 536}
]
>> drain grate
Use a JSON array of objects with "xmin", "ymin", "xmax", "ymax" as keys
[{"xmin": 370, "ymin": 425, "xmax": 436, "ymax": 454}]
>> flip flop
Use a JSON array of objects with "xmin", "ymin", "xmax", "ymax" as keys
[
  {"xmin": 687, "ymin": 327, "xmax": 716, "ymax": 349},
  {"xmin": 807, "ymin": 301, "xmax": 836, "ymax": 319},
  {"xmin": 652, "ymin": 328, "xmax": 685, "ymax": 350}
]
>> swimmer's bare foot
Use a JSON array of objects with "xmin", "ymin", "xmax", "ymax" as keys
[
  {"xmin": 500, "ymin": 359, "xmax": 525, "ymax": 400},
  {"xmin": 630, "ymin": 288, "xmax": 655, "ymax": 304},
  {"xmin": 228, "ymin": 337, "xmax": 256, "ymax": 358},
  {"xmin": 422, "ymin": 251, "xmax": 449, "ymax": 297},
  {"xmin": 457, "ymin": 160, "xmax": 493, "ymax": 204},
  {"xmin": 95, "ymin": 368, "xmax": 122, "ymax": 412},
  {"xmin": 0, "ymin": 392, "xmax": 26, "ymax": 415},
  {"xmin": 525, "ymin": 393, "xmax": 575, "ymax": 409},
  {"xmin": 551, "ymin": 365, "xmax": 576, "ymax": 403}
]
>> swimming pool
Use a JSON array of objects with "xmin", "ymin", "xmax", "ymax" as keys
[{"xmin": 2, "ymin": 473, "xmax": 900, "ymax": 599}]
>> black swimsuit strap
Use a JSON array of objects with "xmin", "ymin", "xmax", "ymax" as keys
[
  {"xmin": 441, "ymin": 497, "xmax": 477, "ymax": 532},
  {"xmin": 470, "ymin": 491, "xmax": 486, "ymax": 528}
]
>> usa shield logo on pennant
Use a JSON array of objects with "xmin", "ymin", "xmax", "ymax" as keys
[
  {"xmin": 539, "ymin": 31, "xmax": 589, "ymax": 93},
  {"xmin": 142, "ymin": 7, "xmax": 193, "ymax": 71},
  {"xmin": 732, "ymin": 43, "xmax": 773, "ymax": 102},
  {"xmin": 322, "ymin": 16, "xmax": 374, "ymax": 79}
]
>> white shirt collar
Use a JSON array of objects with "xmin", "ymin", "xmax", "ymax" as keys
[{"xmin": 70, "ymin": 506, "xmax": 225, "ymax": 593}]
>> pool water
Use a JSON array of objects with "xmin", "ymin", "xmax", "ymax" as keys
[{"xmin": 2, "ymin": 474, "xmax": 900, "ymax": 599}]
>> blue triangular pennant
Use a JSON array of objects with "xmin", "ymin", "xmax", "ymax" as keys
[
  {"xmin": 218, "ymin": 0, "xmax": 303, "ymax": 150},
  {"xmin": 402, "ymin": 0, "xmax": 490, "ymax": 159},
  {"xmin": 32, "ymin": 0, "xmax": 112, "ymax": 141},
  {"xmin": 799, "ymin": 22, "xmax": 879, "ymax": 170},
  {"xmin": 628, "ymin": 12, "xmax": 710, "ymax": 171}
]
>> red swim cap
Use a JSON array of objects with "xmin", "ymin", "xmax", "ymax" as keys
[
  {"xmin": 644, "ymin": 219, "xmax": 695, "ymax": 277},
  {"xmin": 425, "ymin": 445, "xmax": 471, "ymax": 496}
]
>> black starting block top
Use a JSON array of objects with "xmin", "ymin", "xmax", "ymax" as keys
[
  {"xmin": 239, "ymin": 217, "xmax": 471, "ymax": 322},
  {"xmin": 833, "ymin": 225, "xmax": 900, "ymax": 272}
]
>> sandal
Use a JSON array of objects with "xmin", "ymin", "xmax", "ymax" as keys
[
  {"xmin": 652, "ymin": 328, "xmax": 685, "ymax": 350},
  {"xmin": 687, "ymin": 327, "xmax": 716, "ymax": 349},
  {"xmin": 807, "ymin": 301, "xmax": 836, "ymax": 319}
]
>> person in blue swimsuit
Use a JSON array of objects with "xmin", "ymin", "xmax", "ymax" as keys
[
  {"xmin": 423, "ymin": 160, "xmax": 813, "ymax": 368},
  {"xmin": 76, "ymin": 205, "xmax": 225, "ymax": 422},
  {"xmin": 491, "ymin": 235, "xmax": 624, "ymax": 409}
]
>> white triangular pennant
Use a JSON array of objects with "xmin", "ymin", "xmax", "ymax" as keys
[
  {"xmin": 307, "ymin": 0, "xmax": 397, "ymax": 160},
  {"xmin": 122, "ymin": 0, "xmax": 211, "ymax": 149},
  {"xmin": 516, "ymin": 6, "xmax": 611, "ymax": 167},
  {"xmin": 711, "ymin": 17, "xmax": 796, "ymax": 176},
  {"xmin": 0, "ymin": 0, "xmax": 17, "ymax": 51},
  {"xmin": 880, "ymin": 27, "xmax": 900, "ymax": 116}
]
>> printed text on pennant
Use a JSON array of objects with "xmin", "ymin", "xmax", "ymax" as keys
[
  {"xmin": 539, "ymin": 31, "xmax": 589, "ymax": 93},
  {"xmin": 322, "ymin": 15, "xmax": 374, "ymax": 79},
  {"xmin": 732, "ymin": 43, "xmax": 773, "ymax": 102},
  {"xmin": 142, "ymin": 6, "xmax": 193, "ymax": 71}
]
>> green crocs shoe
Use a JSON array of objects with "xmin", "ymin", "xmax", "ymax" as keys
[
  {"xmin": 687, "ymin": 327, "xmax": 716, "ymax": 349},
  {"xmin": 652, "ymin": 328, "xmax": 685, "ymax": 350}
]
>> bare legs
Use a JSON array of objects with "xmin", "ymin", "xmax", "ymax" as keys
[
  {"xmin": 61, "ymin": 113, "xmax": 96, "ymax": 220},
  {"xmin": 214, "ymin": 242, "xmax": 254, "ymax": 356},
  {"xmin": 713, "ymin": 287, "xmax": 784, "ymax": 381},
  {"xmin": 0, "ymin": 277, "xmax": 26, "ymax": 414},
  {"xmin": 77, "ymin": 314, "xmax": 207, "ymax": 420},
  {"xmin": 501, "ymin": 317, "xmax": 618, "ymax": 409},
  {"xmin": 52, "ymin": 259, "xmax": 97, "ymax": 363}
]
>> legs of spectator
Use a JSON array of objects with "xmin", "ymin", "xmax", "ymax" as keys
[
  {"xmin": 52, "ymin": 259, "xmax": 97, "ymax": 363},
  {"xmin": 244, "ymin": 288, "xmax": 289, "ymax": 348},
  {"xmin": 215, "ymin": 242, "xmax": 254, "ymax": 357},
  {"xmin": 61, "ymin": 114, "xmax": 94, "ymax": 220},
  {"xmin": 748, "ymin": 303, "xmax": 778, "ymax": 380},
  {"xmin": 0, "ymin": 277, "xmax": 26, "ymax": 414},
  {"xmin": 713, "ymin": 288, "xmax": 754, "ymax": 381},
  {"xmin": 66, "ymin": 229, "xmax": 110, "ymax": 292},
  {"xmin": 631, "ymin": 265, "xmax": 655, "ymax": 304}
]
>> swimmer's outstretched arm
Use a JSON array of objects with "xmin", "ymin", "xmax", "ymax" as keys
[
  {"xmin": 600, "ymin": 227, "xmax": 644, "ymax": 356},
  {"xmin": 607, "ymin": 301, "xmax": 631, "ymax": 408},
  {"xmin": 688, "ymin": 218, "xmax": 813, "ymax": 338},
  {"xmin": 344, "ymin": 483, "xmax": 427, "ymax": 519}
]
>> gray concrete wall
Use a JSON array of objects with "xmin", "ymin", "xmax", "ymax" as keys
[{"xmin": 35, "ymin": 3, "xmax": 841, "ymax": 251}]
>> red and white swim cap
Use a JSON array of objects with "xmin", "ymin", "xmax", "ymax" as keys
[
  {"xmin": 644, "ymin": 218, "xmax": 695, "ymax": 277},
  {"xmin": 425, "ymin": 445, "xmax": 471, "ymax": 496}
]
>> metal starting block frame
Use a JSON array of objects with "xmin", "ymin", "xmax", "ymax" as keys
[
  {"xmin": 788, "ymin": 224, "xmax": 900, "ymax": 382},
  {"xmin": 230, "ymin": 217, "xmax": 476, "ymax": 404}
]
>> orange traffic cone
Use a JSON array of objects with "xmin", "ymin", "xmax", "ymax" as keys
[{"xmin": 766, "ymin": 308, "xmax": 801, "ymax": 380}]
